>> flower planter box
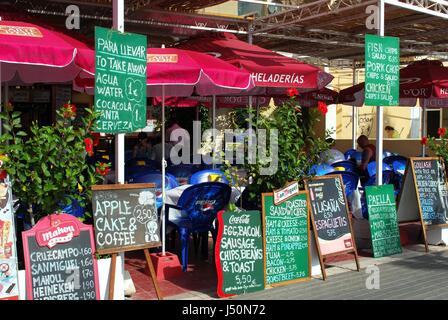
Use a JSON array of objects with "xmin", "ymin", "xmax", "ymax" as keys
[{"xmin": 17, "ymin": 253, "xmax": 125, "ymax": 300}]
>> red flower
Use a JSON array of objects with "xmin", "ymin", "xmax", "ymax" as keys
[
  {"xmin": 63, "ymin": 103, "xmax": 77, "ymax": 119},
  {"xmin": 438, "ymin": 127, "xmax": 446, "ymax": 137},
  {"xmin": 84, "ymin": 138, "xmax": 93, "ymax": 156},
  {"xmin": 91, "ymin": 132, "xmax": 101, "ymax": 147},
  {"xmin": 0, "ymin": 170, "xmax": 7, "ymax": 180},
  {"xmin": 95, "ymin": 162, "xmax": 111, "ymax": 176},
  {"xmin": 318, "ymin": 101, "xmax": 328, "ymax": 115},
  {"xmin": 286, "ymin": 88, "xmax": 299, "ymax": 97},
  {"xmin": 421, "ymin": 136, "xmax": 428, "ymax": 145}
]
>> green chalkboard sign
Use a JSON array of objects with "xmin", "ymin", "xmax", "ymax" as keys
[
  {"xmin": 94, "ymin": 26, "xmax": 147, "ymax": 133},
  {"xmin": 262, "ymin": 191, "xmax": 310, "ymax": 287},
  {"xmin": 365, "ymin": 34, "xmax": 400, "ymax": 106},
  {"xmin": 365, "ymin": 184, "xmax": 402, "ymax": 258},
  {"xmin": 215, "ymin": 210, "xmax": 264, "ymax": 298}
]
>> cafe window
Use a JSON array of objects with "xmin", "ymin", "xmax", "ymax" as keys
[{"xmin": 336, "ymin": 105, "xmax": 423, "ymax": 140}]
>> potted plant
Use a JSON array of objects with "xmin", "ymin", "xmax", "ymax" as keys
[
  {"xmin": 227, "ymin": 89, "xmax": 333, "ymax": 209},
  {"xmin": 0, "ymin": 103, "xmax": 110, "ymax": 225}
]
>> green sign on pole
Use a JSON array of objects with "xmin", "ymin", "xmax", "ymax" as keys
[
  {"xmin": 365, "ymin": 184, "xmax": 402, "ymax": 258},
  {"xmin": 262, "ymin": 192, "xmax": 310, "ymax": 286},
  {"xmin": 94, "ymin": 26, "xmax": 147, "ymax": 133},
  {"xmin": 364, "ymin": 34, "xmax": 400, "ymax": 106}
]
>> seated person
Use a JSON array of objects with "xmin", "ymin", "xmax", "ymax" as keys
[
  {"xmin": 150, "ymin": 135, "xmax": 173, "ymax": 164},
  {"xmin": 357, "ymin": 135, "xmax": 376, "ymax": 182},
  {"xmin": 133, "ymin": 132, "xmax": 151, "ymax": 159}
]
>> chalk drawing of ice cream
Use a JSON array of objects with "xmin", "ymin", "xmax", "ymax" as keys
[{"xmin": 133, "ymin": 190, "xmax": 158, "ymax": 242}]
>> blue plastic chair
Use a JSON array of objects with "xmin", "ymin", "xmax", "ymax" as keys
[
  {"xmin": 367, "ymin": 161, "xmax": 392, "ymax": 177},
  {"xmin": 365, "ymin": 170, "xmax": 394, "ymax": 186},
  {"xmin": 167, "ymin": 165, "xmax": 201, "ymax": 185},
  {"xmin": 309, "ymin": 163, "xmax": 335, "ymax": 176},
  {"xmin": 130, "ymin": 172, "xmax": 179, "ymax": 208},
  {"xmin": 344, "ymin": 149, "xmax": 357, "ymax": 161},
  {"xmin": 326, "ymin": 171, "xmax": 359, "ymax": 198},
  {"xmin": 59, "ymin": 195, "xmax": 85, "ymax": 218},
  {"xmin": 331, "ymin": 160, "xmax": 357, "ymax": 173},
  {"xmin": 166, "ymin": 182, "xmax": 231, "ymax": 271},
  {"xmin": 321, "ymin": 149, "xmax": 346, "ymax": 165},
  {"xmin": 188, "ymin": 169, "xmax": 230, "ymax": 184},
  {"xmin": 383, "ymin": 156, "xmax": 407, "ymax": 174}
]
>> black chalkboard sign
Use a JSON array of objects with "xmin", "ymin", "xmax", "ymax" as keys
[
  {"xmin": 412, "ymin": 158, "xmax": 448, "ymax": 226},
  {"xmin": 22, "ymin": 214, "xmax": 100, "ymax": 300},
  {"xmin": 305, "ymin": 175, "xmax": 359, "ymax": 279},
  {"xmin": 397, "ymin": 157, "xmax": 448, "ymax": 252},
  {"xmin": 92, "ymin": 183, "xmax": 160, "ymax": 254}
]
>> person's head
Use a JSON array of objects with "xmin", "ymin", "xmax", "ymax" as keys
[
  {"xmin": 385, "ymin": 126, "xmax": 395, "ymax": 138},
  {"xmin": 137, "ymin": 132, "xmax": 148, "ymax": 145},
  {"xmin": 357, "ymin": 135, "xmax": 369, "ymax": 148}
]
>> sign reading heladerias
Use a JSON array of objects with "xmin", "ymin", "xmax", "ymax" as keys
[{"xmin": 94, "ymin": 26, "xmax": 147, "ymax": 133}]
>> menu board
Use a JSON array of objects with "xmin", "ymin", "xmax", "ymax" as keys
[
  {"xmin": 364, "ymin": 34, "xmax": 400, "ymax": 106},
  {"xmin": 262, "ymin": 192, "xmax": 310, "ymax": 286},
  {"xmin": 0, "ymin": 174, "xmax": 19, "ymax": 300},
  {"xmin": 22, "ymin": 213, "xmax": 100, "ymax": 300},
  {"xmin": 91, "ymin": 183, "xmax": 160, "ymax": 254},
  {"xmin": 365, "ymin": 184, "xmax": 402, "ymax": 258},
  {"xmin": 215, "ymin": 210, "xmax": 264, "ymax": 298},
  {"xmin": 94, "ymin": 26, "xmax": 147, "ymax": 133},
  {"xmin": 398, "ymin": 158, "xmax": 448, "ymax": 226},
  {"xmin": 305, "ymin": 175, "xmax": 355, "ymax": 256}
]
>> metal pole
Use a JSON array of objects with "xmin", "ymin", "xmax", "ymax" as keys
[
  {"xmin": 161, "ymin": 86, "xmax": 167, "ymax": 255},
  {"xmin": 212, "ymin": 95, "xmax": 216, "ymax": 169},
  {"xmin": 3, "ymin": 82, "xmax": 7, "ymax": 136},
  {"xmin": 352, "ymin": 62, "xmax": 358, "ymax": 150},
  {"xmin": 113, "ymin": 0, "xmax": 125, "ymax": 184},
  {"xmin": 422, "ymin": 105, "xmax": 426, "ymax": 156},
  {"xmin": 376, "ymin": 0, "xmax": 385, "ymax": 186},
  {"xmin": 248, "ymin": 23, "xmax": 254, "ymax": 130}
]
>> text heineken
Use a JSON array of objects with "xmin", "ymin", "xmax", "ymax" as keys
[
  {"xmin": 94, "ymin": 26, "xmax": 147, "ymax": 133},
  {"xmin": 365, "ymin": 34, "xmax": 400, "ymax": 106}
]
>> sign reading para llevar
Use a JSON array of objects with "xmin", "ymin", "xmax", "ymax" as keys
[
  {"xmin": 94, "ymin": 26, "xmax": 147, "ymax": 133},
  {"xmin": 365, "ymin": 34, "xmax": 400, "ymax": 106}
]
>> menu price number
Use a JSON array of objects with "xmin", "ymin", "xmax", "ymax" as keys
[
  {"xmin": 80, "ymin": 257, "xmax": 94, "ymax": 268},
  {"xmin": 235, "ymin": 274, "xmax": 257, "ymax": 287},
  {"xmin": 81, "ymin": 291, "xmax": 96, "ymax": 300}
]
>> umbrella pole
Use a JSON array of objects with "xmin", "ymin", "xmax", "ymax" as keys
[
  {"xmin": 162, "ymin": 86, "xmax": 166, "ymax": 256},
  {"xmin": 212, "ymin": 95, "xmax": 216, "ymax": 169},
  {"xmin": 376, "ymin": 0, "xmax": 385, "ymax": 186},
  {"xmin": 422, "ymin": 105, "xmax": 426, "ymax": 156},
  {"xmin": 351, "ymin": 62, "xmax": 358, "ymax": 150}
]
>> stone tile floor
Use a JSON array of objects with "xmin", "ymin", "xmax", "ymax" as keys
[{"xmin": 125, "ymin": 222, "xmax": 446, "ymax": 300}]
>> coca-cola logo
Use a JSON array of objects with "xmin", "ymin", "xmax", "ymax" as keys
[
  {"xmin": 229, "ymin": 214, "xmax": 250, "ymax": 225},
  {"xmin": 36, "ymin": 220, "xmax": 80, "ymax": 249}
]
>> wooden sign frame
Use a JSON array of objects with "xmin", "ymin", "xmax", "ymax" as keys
[
  {"xmin": 304, "ymin": 174, "xmax": 360, "ymax": 281},
  {"xmin": 396, "ymin": 157, "xmax": 448, "ymax": 253},
  {"xmin": 261, "ymin": 190, "xmax": 312, "ymax": 288},
  {"xmin": 91, "ymin": 183, "xmax": 163, "ymax": 300}
]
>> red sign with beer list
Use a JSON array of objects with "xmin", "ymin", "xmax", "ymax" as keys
[{"xmin": 22, "ymin": 213, "xmax": 100, "ymax": 300}]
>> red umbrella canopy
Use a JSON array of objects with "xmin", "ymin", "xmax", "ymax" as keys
[
  {"xmin": 340, "ymin": 59, "xmax": 448, "ymax": 106},
  {"xmin": 177, "ymin": 33, "xmax": 333, "ymax": 93},
  {"xmin": 75, "ymin": 47, "xmax": 254, "ymax": 97},
  {"xmin": 0, "ymin": 21, "xmax": 91, "ymax": 84}
]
